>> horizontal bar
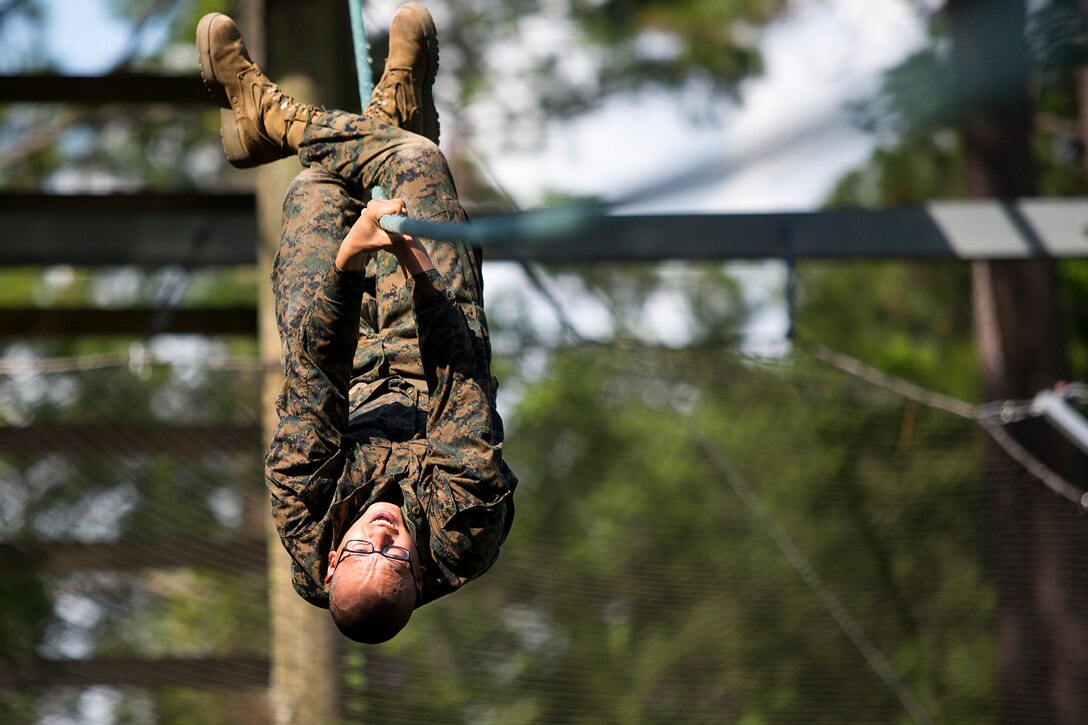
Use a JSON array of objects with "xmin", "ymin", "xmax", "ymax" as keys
[
  {"xmin": 0, "ymin": 656, "xmax": 268, "ymax": 688},
  {"xmin": 0, "ymin": 537, "xmax": 265, "ymax": 573},
  {"xmin": 495, "ymin": 198, "xmax": 1088, "ymax": 262},
  {"xmin": 0, "ymin": 193, "xmax": 257, "ymax": 267},
  {"xmin": 0, "ymin": 424, "xmax": 260, "ymax": 457},
  {"xmin": 4, "ymin": 193, "xmax": 1088, "ymax": 265},
  {"xmin": 0, "ymin": 74, "xmax": 210, "ymax": 105},
  {"xmin": 0, "ymin": 307, "xmax": 257, "ymax": 337},
  {"xmin": 0, "ymin": 193, "xmax": 252, "ymax": 213}
]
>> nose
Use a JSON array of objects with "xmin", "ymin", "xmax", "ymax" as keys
[{"xmin": 368, "ymin": 526, "xmax": 395, "ymax": 548}]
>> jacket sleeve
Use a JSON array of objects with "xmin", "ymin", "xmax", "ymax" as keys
[
  {"xmin": 410, "ymin": 269, "xmax": 515, "ymax": 589},
  {"xmin": 264, "ymin": 266, "xmax": 365, "ymax": 598}
]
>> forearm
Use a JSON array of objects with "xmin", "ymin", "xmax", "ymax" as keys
[
  {"xmin": 413, "ymin": 271, "xmax": 512, "ymax": 582},
  {"xmin": 266, "ymin": 266, "xmax": 363, "ymax": 518},
  {"xmin": 391, "ymin": 239, "xmax": 435, "ymax": 277},
  {"xmin": 412, "ymin": 269, "xmax": 504, "ymax": 476}
]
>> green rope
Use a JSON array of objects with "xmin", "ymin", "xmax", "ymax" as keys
[
  {"xmin": 371, "ymin": 186, "xmax": 601, "ymax": 246},
  {"xmin": 356, "ymin": 3, "xmax": 603, "ymax": 246},
  {"xmin": 348, "ymin": 1, "xmax": 373, "ymax": 106}
]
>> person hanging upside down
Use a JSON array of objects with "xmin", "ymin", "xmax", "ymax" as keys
[{"xmin": 197, "ymin": 3, "xmax": 516, "ymax": 644}]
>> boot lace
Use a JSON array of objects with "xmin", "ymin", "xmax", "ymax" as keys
[{"xmin": 264, "ymin": 84, "xmax": 318, "ymax": 120}]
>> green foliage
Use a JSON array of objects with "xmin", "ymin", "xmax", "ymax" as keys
[
  {"xmin": 0, "ymin": 571, "xmax": 50, "ymax": 654},
  {"xmin": 0, "ymin": 356, "xmax": 266, "ymax": 721},
  {"xmin": 1029, "ymin": 0, "xmax": 1088, "ymax": 73},
  {"xmin": 341, "ymin": 345, "xmax": 998, "ymax": 722},
  {"xmin": 428, "ymin": 0, "xmax": 790, "ymax": 129},
  {"xmin": 851, "ymin": 47, "xmax": 962, "ymax": 142},
  {"xmin": 795, "ymin": 262, "xmax": 978, "ymax": 399},
  {"xmin": 570, "ymin": 0, "xmax": 786, "ymax": 96},
  {"xmin": 1059, "ymin": 259, "xmax": 1088, "ymax": 379},
  {"xmin": 828, "ymin": 135, "xmax": 967, "ymax": 206},
  {"xmin": 798, "ymin": 0, "xmax": 1088, "ymax": 721}
]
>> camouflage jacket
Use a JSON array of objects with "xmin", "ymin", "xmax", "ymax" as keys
[{"xmin": 265, "ymin": 266, "xmax": 516, "ymax": 608}]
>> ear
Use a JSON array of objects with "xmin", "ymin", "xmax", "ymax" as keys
[
  {"xmin": 415, "ymin": 563, "xmax": 425, "ymax": 597},
  {"xmin": 325, "ymin": 549, "xmax": 339, "ymax": 584}
]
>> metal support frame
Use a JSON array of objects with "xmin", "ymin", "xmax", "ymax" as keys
[
  {"xmin": 1033, "ymin": 390, "xmax": 1088, "ymax": 460},
  {"xmin": 7, "ymin": 194, "xmax": 1088, "ymax": 266}
]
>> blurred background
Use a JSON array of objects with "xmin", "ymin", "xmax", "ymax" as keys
[{"xmin": 2, "ymin": 0, "xmax": 1088, "ymax": 723}]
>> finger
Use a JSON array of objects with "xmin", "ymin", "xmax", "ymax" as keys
[
  {"xmin": 368, "ymin": 199, "xmax": 406, "ymax": 218},
  {"xmin": 387, "ymin": 198, "xmax": 408, "ymax": 215}
]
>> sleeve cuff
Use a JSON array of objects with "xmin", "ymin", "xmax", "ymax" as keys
[
  {"xmin": 325, "ymin": 265, "xmax": 367, "ymax": 307},
  {"xmin": 408, "ymin": 268, "xmax": 450, "ymax": 321},
  {"xmin": 301, "ymin": 265, "xmax": 366, "ymax": 355}
]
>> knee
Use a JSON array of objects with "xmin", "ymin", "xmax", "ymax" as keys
[
  {"xmin": 281, "ymin": 168, "xmax": 361, "ymax": 236},
  {"xmin": 283, "ymin": 168, "xmax": 341, "ymax": 211},
  {"xmin": 382, "ymin": 138, "xmax": 451, "ymax": 186},
  {"xmin": 394, "ymin": 137, "xmax": 442, "ymax": 166},
  {"xmin": 380, "ymin": 138, "xmax": 460, "ymax": 217}
]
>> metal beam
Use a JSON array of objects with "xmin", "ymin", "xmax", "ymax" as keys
[
  {"xmin": 0, "ymin": 307, "xmax": 257, "ymax": 337},
  {"xmin": 4, "ymin": 193, "xmax": 1088, "ymax": 265},
  {"xmin": 0, "ymin": 74, "xmax": 210, "ymax": 105},
  {"xmin": 0, "ymin": 424, "xmax": 260, "ymax": 457},
  {"xmin": 0, "ymin": 193, "xmax": 257, "ymax": 267},
  {"xmin": 0, "ymin": 537, "xmax": 265, "ymax": 573},
  {"xmin": 503, "ymin": 198, "xmax": 1088, "ymax": 262},
  {"xmin": 0, "ymin": 656, "xmax": 268, "ymax": 688}
]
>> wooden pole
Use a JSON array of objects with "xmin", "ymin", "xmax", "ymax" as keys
[
  {"xmin": 258, "ymin": 110, "xmax": 341, "ymax": 725},
  {"xmin": 258, "ymin": 2, "xmax": 360, "ymax": 722},
  {"xmin": 258, "ymin": 137, "xmax": 345, "ymax": 724}
]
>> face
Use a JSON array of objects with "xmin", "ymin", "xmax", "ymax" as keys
[{"xmin": 326, "ymin": 502, "xmax": 423, "ymax": 597}]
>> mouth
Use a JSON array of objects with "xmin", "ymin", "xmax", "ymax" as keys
[{"xmin": 369, "ymin": 510, "xmax": 398, "ymax": 531}]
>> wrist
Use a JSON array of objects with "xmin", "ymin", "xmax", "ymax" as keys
[
  {"xmin": 335, "ymin": 239, "xmax": 366, "ymax": 272},
  {"xmin": 393, "ymin": 241, "xmax": 434, "ymax": 276}
]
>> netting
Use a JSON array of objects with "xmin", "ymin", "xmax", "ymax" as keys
[{"xmin": 2, "ymin": 328, "xmax": 1084, "ymax": 724}]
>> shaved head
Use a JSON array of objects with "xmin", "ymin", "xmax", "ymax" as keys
[{"xmin": 328, "ymin": 562, "xmax": 416, "ymax": 644}]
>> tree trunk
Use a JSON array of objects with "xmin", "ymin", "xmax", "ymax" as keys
[{"xmin": 948, "ymin": 1, "xmax": 1088, "ymax": 723}]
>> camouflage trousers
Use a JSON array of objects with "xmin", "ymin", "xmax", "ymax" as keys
[{"xmin": 272, "ymin": 110, "xmax": 493, "ymax": 437}]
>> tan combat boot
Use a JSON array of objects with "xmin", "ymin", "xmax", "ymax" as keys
[
  {"xmin": 196, "ymin": 13, "xmax": 323, "ymax": 168},
  {"xmin": 365, "ymin": 2, "xmax": 440, "ymax": 143}
]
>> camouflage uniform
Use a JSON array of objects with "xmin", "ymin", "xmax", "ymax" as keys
[{"xmin": 266, "ymin": 110, "xmax": 516, "ymax": 609}]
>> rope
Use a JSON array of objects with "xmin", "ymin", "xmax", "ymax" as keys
[
  {"xmin": 348, "ymin": 0, "xmax": 373, "ymax": 107},
  {"xmin": 805, "ymin": 342, "xmax": 1088, "ymax": 508},
  {"xmin": 425, "ymin": 123, "xmax": 588, "ymax": 341},
  {"xmin": 807, "ymin": 343, "xmax": 979, "ymax": 420},
  {"xmin": 377, "ymin": 196, "xmax": 605, "ymax": 245},
  {"xmin": 697, "ymin": 435, "xmax": 937, "ymax": 725}
]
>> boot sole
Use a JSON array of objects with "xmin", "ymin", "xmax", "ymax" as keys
[
  {"xmin": 196, "ymin": 14, "xmax": 229, "ymax": 108},
  {"xmin": 196, "ymin": 13, "xmax": 254, "ymax": 168},
  {"xmin": 402, "ymin": 3, "xmax": 440, "ymax": 143},
  {"xmin": 421, "ymin": 15, "xmax": 439, "ymax": 144}
]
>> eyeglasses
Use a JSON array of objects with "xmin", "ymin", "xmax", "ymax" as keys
[{"xmin": 341, "ymin": 539, "xmax": 412, "ymax": 565}]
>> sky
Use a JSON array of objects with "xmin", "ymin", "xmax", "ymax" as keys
[
  {"xmin": 29, "ymin": 0, "xmax": 930, "ymax": 213},
  {"xmin": 460, "ymin": 0, "xmax": 930, "ymax": 213},
  {"xmin": 453, "ymin": 0, "xmax": 933, "ymax": 345},
  {"xmin": 21, "ymin": 0, "xmax": 933, "ymax": 348}
]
